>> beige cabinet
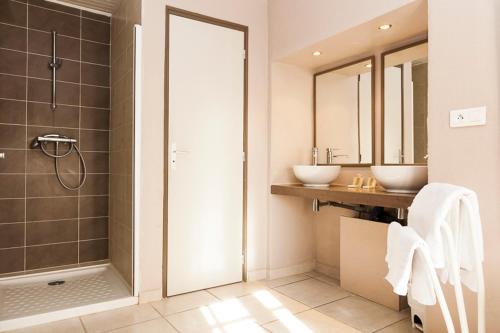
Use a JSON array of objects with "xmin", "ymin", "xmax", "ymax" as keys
[{"xmin": 340, "ymin": 216, "xmax": 408, "ymax": 311}]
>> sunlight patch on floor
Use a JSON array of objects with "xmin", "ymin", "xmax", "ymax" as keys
[{"xmin": 191, "ymin": 287, "xmax": 312, "ymax": 333}]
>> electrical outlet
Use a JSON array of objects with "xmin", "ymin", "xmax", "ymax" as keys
[{"xmin": 450, "ymin": 106, "xmax": 486, "ymax": 128}]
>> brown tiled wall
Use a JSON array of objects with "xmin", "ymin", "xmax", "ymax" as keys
[
  {"xmin": 109, "ymin": 0, "xmax": 140, "ymax": 288},
  {"xmin": 0, "ymin": 0, "xmax": 111, "ymax": 275}
]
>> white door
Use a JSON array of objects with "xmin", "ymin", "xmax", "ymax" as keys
[{"xmin": 167, "ymin": 14, "xmax": 245, "ymax": 296}]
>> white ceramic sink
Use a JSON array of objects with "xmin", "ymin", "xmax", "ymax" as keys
[
  {"xmin": 371, "ymin": 165, "xmax": 428, "ymax": 193},
  {"xmin": 293, "ymin": 165, "xmax": 341, "ymax": 187}
]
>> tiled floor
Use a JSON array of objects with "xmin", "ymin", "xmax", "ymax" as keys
[{"xmin": 4, "ymin": 271, "xmax": 417, "ymax": 333}]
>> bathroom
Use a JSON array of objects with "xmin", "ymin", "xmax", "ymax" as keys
[{"xmin": 0, "ymin": 0, "xmax": 499, "ymax": 332}]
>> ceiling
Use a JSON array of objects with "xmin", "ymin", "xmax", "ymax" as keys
[
  {"xmin": 281, "ymin": 0, "xmax": 428, "ymax": 70},
  {"xmin": 48, "ymin": 0, "xmax": 121, "ymax": 14}
]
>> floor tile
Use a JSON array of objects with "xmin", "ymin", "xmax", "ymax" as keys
[
  {"xmin": 166, "ymin": 295, "xmax": 279, "ymax": 333},
  {"xmin": 6, "ymin": 317, "xmax": 85, "ymax": 333},
  {"xmin": 305, "ymin": 271, "xmax": 341, "ymax": 286},
  {"xmin": 151, "ymin": 290, "xmax": 219, "ymax": 316},
  {"xmin": 274, "ymin": 279, "xmax": 350, "ymax": 307},
  {"xmin": 316, "ymin": 296, "xmax": 409, "ymax": 333},
  {"xmin": 237, "ymin": 289, "xmax": 309, "ymax": 324},
  {"xmin": 265, "ymin": 274, "xmax": 311, "ymax": 288},
  {"xmin": 376, "ymin": 318, "xmax": 418, "ymax": 333},
  {"xmin": 80, "ymin": 304, "xmax": 160, "ymax": 333},
  {"xmin": 263, "ymin": 309, "xmax": 361, "ymax": 333},
  {"xmin": 207, "ymin": 281, "xmax": 268, "ymax": 300},
  {"xmin": 107, "ymin": 318, "xmax": 177, "ymax": 333}
]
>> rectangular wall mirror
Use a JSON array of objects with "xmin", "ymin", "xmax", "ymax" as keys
[
  {"xmin": 314, "ymin": 57, "xmax": 375, "ymax": 166},
  {"xmin": 382, "ymin": 40, "xmax": 428, "ymax": 165}
]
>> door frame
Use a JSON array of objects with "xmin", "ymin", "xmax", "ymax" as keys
[{"xmin": 163, "ymin": 6, "xmax": 249, "ymax": 298}]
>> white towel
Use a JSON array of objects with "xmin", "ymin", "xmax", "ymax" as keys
[
  {"xmin": 385, "ymin": 222, "xmax": 436, "ymax": 305},
  {"xmin": 408, "ymin": 182, "xmax": 484, "ymax": 292}
]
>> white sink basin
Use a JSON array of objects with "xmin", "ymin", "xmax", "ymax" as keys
[
  {"xmin": 371, "ymin": 165, "xmax": 428, "ymax": 193},
  {"xmin": 293, "ymin": 165, "xmax": 341, "ymax": 187}
]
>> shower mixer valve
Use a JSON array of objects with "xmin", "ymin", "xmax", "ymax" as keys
[{"xmin": 31, "ymin": 134, "xmax": 87, "ymax": 191}]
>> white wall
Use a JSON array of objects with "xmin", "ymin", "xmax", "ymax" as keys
[
  {"xmin": 139, "ymin": 0, "xmax": 269, "ymax": 301},
  {"xmin": 426, "ymin": 0, "xmax": 500, "ymax": 330},
  {"xmin": 268, "ymin": 62, "xmax": 315, "ymax": 278}
]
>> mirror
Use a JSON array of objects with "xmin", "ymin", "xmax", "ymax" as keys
[
  {"xmin": 382, "ymin": 40, "xmax": 428, "ymax": 165},
  {"xmin": 314, "ymin": 57, "xmax": 374, "ymax": 166}
]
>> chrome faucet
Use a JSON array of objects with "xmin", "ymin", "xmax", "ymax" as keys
[
  {"xmin": 325, "ymin": 148, "xmax": 348, "ymax": 164},
  {"xmin": 312, "ymin": 147, "xmax": 319, "ymax": 165},
  {"xmin": 326, "ymin": 148, "xmax": 334, "ymax": 165}
]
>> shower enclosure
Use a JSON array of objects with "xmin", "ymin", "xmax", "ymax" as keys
[{"xmin": 0, "ymin": 0, "xmax": 141, "ymax": 330}]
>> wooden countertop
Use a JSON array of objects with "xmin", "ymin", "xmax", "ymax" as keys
[{"xmin": 271, "ymin": 184, "xmax": 415, "ymax": 209}]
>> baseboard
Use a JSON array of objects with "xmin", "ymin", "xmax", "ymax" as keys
[
  {"xmin": 315, "ymin": 262, "xmax": 340, "ymax": 280},
  {"xmin": 269, "ymin": 260, "xmax": 315, "ymax": 280},
  {"xmin": 246, "ymin": 269, "xmax": 267, "ymax": 281}
]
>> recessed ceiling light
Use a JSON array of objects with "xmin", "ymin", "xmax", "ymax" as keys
[
  {"xmin": 378, "ymin": 24, "xmax": 392, "ymax": 30},
  {"xmin": 312, "ymin": 51, "xmax": 322, "ymax": 56},
  {"xmin": 365, "ymin": 64, "xmax": 372, "ymax": 68}
]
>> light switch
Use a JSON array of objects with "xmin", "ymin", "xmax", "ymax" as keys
[{"xmin": 450, "ymin": 106, "xmax": 487, "ymax": 128}]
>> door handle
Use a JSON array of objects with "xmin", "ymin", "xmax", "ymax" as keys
[{"xmin": 170, "ymin": 143, "xmax": 190, "ymax": 170}]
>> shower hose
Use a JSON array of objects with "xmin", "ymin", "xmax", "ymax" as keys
[{"xmin": 39, "ymin": 138, "xmax": 87, "ymax": 191}]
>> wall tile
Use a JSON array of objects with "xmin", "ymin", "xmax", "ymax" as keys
[
  {"xmin": 0, "ymin": 175, "xmax": 25, "ymax": 198},
  {"xmin": 82, "ymin": 152, "xmax": 109, "ymax": 173},
  {"xmin": 0, "ymin": 149, "xmax": 25, "ymax": 173},
  {"xmin": 27, "ymin": 174, "xmax": 79, "ymax": 197},
  {"xmin": 28, "ymin": 5, "xmax": 80, "ymax": 38},
  {"xmin": 82, "ymin": 85, "xmax": 110, "ymax": 108},
  {"xmin": 80, "ymin": 217, "xmax": 108, "ymax": 240},
  {"xmin": 26, "ymin": 219, "xmax": 78, "ymax": 245},
  {"xmin": 27, "ymin": 102, "xmax": 79, "ymax": 128},
  {"xmin": 0, "ymin": 124, "xmax": 26, "ymax": 149},
  {"xmin": 27, "ymin": 78, "xmax": 80, "ymax": 106},
  {"xmin": 0, "ymin": 1, "xmax": 27, "ymax": 27},
  {"xmin": 81, "ymin": 108, "xmax": 110, "ymax": 130},
  {"xmin": 0, "ymin": 199, "xmax": 25, "ymax": 223},
  {"xmin": 0, "ymin": 23, "xmax": 27, "ymax": 51},
  {"xmin": 80, "ymin": 195, "xmax": 108, "ymax": 218},
  {"xmin": 0, "ymin": 248, "xmax": 24, "ymax": 274},
  {"xmin": 81, "ymin": 174, "xmax": 109, "ymax": 195},
  {"xmin": 0, "ymin": 74, "xmax": 26, "ymax": 100},
  {"xmin": 0, "ymin": 2, "xmax": 112, "ymax": 274},
  {"xmin": 82, "ymin": 63, "xmax": 110, "ymax": 86},
  {"xmin": 80, "ymin": 239, "xmax": 108, "ymax": 262},
  {"xmin": 26, "ymin": 242, "xmax": 78, "ymax": 269},
  {"xmin": 0, "ymin": 223, "xmax": 25, "ymax": 248},
  {"xmin": 82, "ymin": 11, "xmax": 110, "ymax": 24},
  {"xmin": 80, "ymin": 129, "xmax": 109, "ymax": 152},
  {"xmin": 0, "ymin": 99, "xmax": 26, "ymax": 125},
  {"xmin": 29, "ymin": 29, "xmax": 80, "ymax": 61},
  {"xmin": 27, "ymin": 149, "xmax": 79, "ymax": 174},
  {"xmin": 82, "ymin": 18, "xmax": 110, "ymax": 44},
  {"xmin": 82, "ymin": 41, "xmax": 109, "ymax": 65},
  {"xmin": 27, "ymin": 196, "xmax": 78, "ymax": 221},
  {"xmin": 0, "ymin": 49, "xmax": 26, "ymax": 76},
  {"xmin": 28, "ymin": 54, "xmax": 80, "ymax": 83}
]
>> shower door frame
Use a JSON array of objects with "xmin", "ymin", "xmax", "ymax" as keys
[{"xmin": 163, "ymin": 6, "xmax": 249, "ymax": 297}]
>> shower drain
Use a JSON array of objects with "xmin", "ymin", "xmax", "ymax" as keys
[{"xmin": 48, "ymin": 280, "xmax": 65, "ymax": 286}]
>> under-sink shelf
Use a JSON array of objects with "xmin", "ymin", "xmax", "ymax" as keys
[{"xmin": 270, "ymin": 184, "xmax": 416, "ymax": 209}]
